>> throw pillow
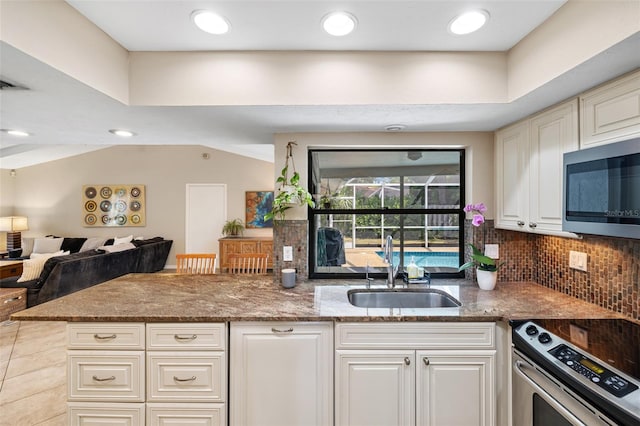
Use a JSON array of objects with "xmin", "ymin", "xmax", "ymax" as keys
[
  {"xmin": 61, "ymin": 237, "xmax": 87, "ymax": 253},
  {"xmin": 98, "ymin": 242, "xmax": 136, "ymax": 253},
  {"xmin": 79, "ymin": 237, "xmax": 108, "ymax": 252},
  {"xmin": 32, "ymin": 237, "xmax": 64, "ymax": 254},
  {"xmin": 21, "ymin": 237, "xmax": 35, "ymax": 257},
  {"xmin": 113, "ymin": 235, "xmax": 133, "ymax": 245},
  {"xmin": 17, "ymin": 250, "xmax": 67, "ymax": 282}
]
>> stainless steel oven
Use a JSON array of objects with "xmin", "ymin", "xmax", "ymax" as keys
[{"xmin": 512, "ymin": 320, "xmax": 640, "ymax": 426}]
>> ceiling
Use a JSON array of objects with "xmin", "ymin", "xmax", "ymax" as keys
[{"xmin": 1, "ymin": 0, "xmax": 639, "ymax": 170}]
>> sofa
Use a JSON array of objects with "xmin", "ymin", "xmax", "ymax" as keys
[{"xmin": 0, "ymin": 237, "xmax": 172, "ymax": 307}]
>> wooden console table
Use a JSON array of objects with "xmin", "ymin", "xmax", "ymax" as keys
[
  {"xmin": 0, "ymin": 260, "xmax": 23, "ymax": 279},
  {"xmin": 219, "ymin": 237, "xmax": 273, "ymax": 272}
]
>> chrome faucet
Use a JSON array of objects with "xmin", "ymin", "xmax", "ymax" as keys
[{"xmin": 383, "ymin": 235, "xmax": 399, "ymax": 288}]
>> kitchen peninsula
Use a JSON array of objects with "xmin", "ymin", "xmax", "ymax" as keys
[{"xmin": 11, "ymin": 275, "xmax": 628, "ymax": 426}]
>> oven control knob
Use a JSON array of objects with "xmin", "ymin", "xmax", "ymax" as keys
[
  {"xmin": 538, "ymin": 332, "xmax": 552, "ymax": 344},
  {"xmin": 525, "ymin": 325, "xmax": 539, "ymax": 336}
]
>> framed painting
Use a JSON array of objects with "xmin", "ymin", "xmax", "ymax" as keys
[
  {"xmin": 82, "ymin": 184, "xmax": 146, "ymax": 227},
  {"xmin": 245, "ymin": 191, "xmax": 274, "ymax": 228}
]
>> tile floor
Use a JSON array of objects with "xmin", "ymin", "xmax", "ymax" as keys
[{"xmin": 0, "ymin": 320, "xmax": 67, "ymax": 425}]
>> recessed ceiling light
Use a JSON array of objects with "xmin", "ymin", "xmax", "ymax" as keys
[
  {"xmin": 322, "ymin": 11, "xmax": 357, "ymax": 36},
  {"xmin": 385, "ymin": 125, "xmax": 406, "ymax": 132},
  {"xmin": 109, "ymin": 129, "xmax": 136, "ymax": 138},
  {"xmin": 191, "ymin": 10, "xmax": 230, "ymax": 35},
  {"xmin": 1, "ymin": 129, "xmax": 30, "ymax": 137},
  {"xmin": 448, "ymin": 10, "xmax": 489, "ymax": 35}
]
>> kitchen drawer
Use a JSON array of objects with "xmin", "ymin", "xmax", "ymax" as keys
[
  {"xmin": 68, "ymin": 323, "xmax": 145, "ymax": 350},
  {"xmin": 147, "ymin": 352, "xmax": 226, "ymax": 402},
  {"xmin": 67, "ymin": 402, "xmax": 144, "ymax": 425},
  {"xmin": 147, "ymin": 323, "xmax": 226, "ymax": 350},
  {"xmin": 335, "ymin": 322, "xmax": 495, "ymax": 350},
  {"xmin": 147, "ymin": 403, "xmax": 226, "ymax": 426},
  {"xmin": 68, "ymin": 351, "xmax": 145, "ymax": 402}
]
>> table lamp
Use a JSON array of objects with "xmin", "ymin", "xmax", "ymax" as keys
[{"xmin": 0, "ymin": 216, "xmax": 29, "ymax": 251}]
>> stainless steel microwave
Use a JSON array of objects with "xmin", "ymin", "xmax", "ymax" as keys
[{"xmin": 563, "ymin": 137, "xmax": 640, "ymax": 239}]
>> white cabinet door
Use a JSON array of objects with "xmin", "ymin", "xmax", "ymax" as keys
[
  {"xmin": 529, "ymin": 100, "xmax": 579, "ymax": 235},
  {"xmin": 416, "ymin": 351, "xmax": 496, "ymax": 426},
  {"xmin": 580, "ymin": 70, "xmax": 640, "ymax": 147},
  {"xmin": 230, "ymin": 322, "xmax": 333, "ymax": 426},
  {"xmin": 336, "ymin": 350, "xmax": 415, "ymax": 426},
  {"xmin": 495, "ymin": 120, "xmax": 529, "ymax": 231}
]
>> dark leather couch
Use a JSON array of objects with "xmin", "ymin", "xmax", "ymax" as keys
[{"xmin": 0, "ymin": 237, "xmax": 172, "ymax": 307}]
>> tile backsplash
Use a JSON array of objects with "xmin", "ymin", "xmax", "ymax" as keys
[{"xmin": 468, "ymin": 221, "xmax": 640, "ymax": 321}]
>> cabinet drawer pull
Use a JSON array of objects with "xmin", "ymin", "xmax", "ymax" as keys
[
  {"xmin": 3, "ymin": 296, "xmax": 22, "ymax": 304},
  {"xmin": 271, "ymin": 327, "xmax": 294, "ymax": 333},
  {"xmin": 517, "ymin": 221, "xmax": 525, "ymax": 226},
  {"xmin": 92, "ymin": 375, "xmax": 116, "ymax": 382},
  {"xmin": 174, "ymin": 334, "xmax": 198, "ymax": 341},
  {"xmin": 173, "ymin": 375, "xmax": 197, "ymax": 382},
  {"xmin": 529, "ymin": 222, "xmax": 537, "ymax": 228},
  {"xmin": 423, "ymin": 357, "xmax": 430, "ymax": 366},
  {"xmin": 404, "ymin": 357, "xmax": 411, "ymax": 366},
  {"xmin": 93, "ymin": 334, "xmax": 117, "ymax": 340}
]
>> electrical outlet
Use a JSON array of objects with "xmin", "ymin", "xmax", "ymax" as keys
[
  {"xmin": 570, "ymin": 324, "xmax": 589, "ymax": 348},
  {"xmin": 484, "ymin": 244, "xmax": 499, "ymax": 259},
  {"xmin": 569, "ymin": 250, "xmax": 587, "ymax": 272},
  {"xmin": 283, "ymin": 246, "xmax": 293, "ymax": 262}
]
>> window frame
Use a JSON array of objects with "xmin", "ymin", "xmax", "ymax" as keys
[{"xmin": 308, "ymin": 148, "xmax": 466, "ymax": 279}]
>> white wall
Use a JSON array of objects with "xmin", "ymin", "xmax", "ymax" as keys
[
  {"xmin": 1, "ymin": 145, "xmax": 274, "ymax": 261},
  {"xmin": 273, "ymin": 132, "xmax": 494, "ymax": 220}
]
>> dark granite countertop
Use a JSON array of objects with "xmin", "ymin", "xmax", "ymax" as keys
[{"xmin": 10, "ymin": 273, "xmax": 627, "ymax": 323}]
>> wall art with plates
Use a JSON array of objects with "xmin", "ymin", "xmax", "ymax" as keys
[{"xmin": 82, "ymin": 184, "xmax": 146, "ymax": 227}]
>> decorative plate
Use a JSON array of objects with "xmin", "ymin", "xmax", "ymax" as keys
[
  {"xmin": 84, "ymin": 214, "xmax": 97, "ymax": 225},
  {"xmin": 130, "ymin": 187, "xmax": 141, "ymax": 197},
  {"xmin": 115, "ymin": 188, "xmax": 127, "ymax": 198},
  {"xmin": 115, "ymin": 215, "xmax": 127, "ymax": 226},
  {"xmin": 100, "ymin": 200, "xmax": 112, "ymax": 212},
  {"xmin": 101, "ymin": 215, "xmax": 112, "ymax": 225},
  {"xmin": 85, "ymin": 187, "xmax": 97, "ymax": 199},
  {"xmin": 100, "ymin": 187, "xmax": 112, "ymax": 198},
  {"xmin": 115, "ymin": 200, "xmax": 127, "ymax": 212},
  {"xmin": 130, "ymin": 201, "xmax": 141, "ymax": 211},
  {"xmin": 130, "ymin": 214, "xmax": 141, "ymax": 224},
  {"xmin": 84, "ymin": 200, "xmax": 97, "ymax": 212}
]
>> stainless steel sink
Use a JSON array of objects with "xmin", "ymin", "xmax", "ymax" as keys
[{"xmin": 347, "ymin": 288, "xmax": 462, "ymax": 309}]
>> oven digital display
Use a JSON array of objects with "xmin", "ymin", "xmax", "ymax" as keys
[{"xmin": 580, "ymin": 358, "xmax": 605, "ymax": 374}]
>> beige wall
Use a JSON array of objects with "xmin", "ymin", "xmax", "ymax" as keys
[
  {"xmin": 273, "ymin": 132, "xmax": 494, "ymax": 220},
  {"xmin": 0, "ymin": 146, "xmax": 274, "ymax": 263}
]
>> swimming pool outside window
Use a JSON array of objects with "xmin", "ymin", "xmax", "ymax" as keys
[{"xmin": 309, "ymin": 149, "xmax": 465, "ymax": 279}]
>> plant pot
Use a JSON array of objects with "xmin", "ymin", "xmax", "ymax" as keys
[{"xmin": 476, "ymin": 269, "xmax": 497, "ymax": 290}]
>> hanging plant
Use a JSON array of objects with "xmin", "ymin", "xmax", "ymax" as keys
[{"xmin": 265, "ymin": 141, "xmax": 315, "ymax": 221}]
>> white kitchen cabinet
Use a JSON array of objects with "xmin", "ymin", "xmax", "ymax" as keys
[
  {"xmin": 580, "ymin": 69, "xmax": 640, "ymax": 148},
  {"xmin": 495, "ymin": 99, "xmax": 578, "ymax": 236},
  {"xmin": 335, "ymin": 323, "xmax": 496, "ymax": 426},
  {"xmin": 416, "ymin": 351, "xmax": 495, "ymax": 426},
  {"xmin": 230, "ymin": 321, "xmax": 333, "ymax": 426}
]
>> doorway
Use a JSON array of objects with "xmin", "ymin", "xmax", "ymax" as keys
[{"xmin": 186, "ymin": 184, "xmax": 226, "ymax": 257}]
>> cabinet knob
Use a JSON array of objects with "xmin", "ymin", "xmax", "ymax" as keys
[
  {"xmin": 404, "ymin": 357, "xmax": 411, "ymax": 366},
  {"xmin": 529, "ymin": 222, "xmax": 537, "ymax": 228},
  {"xmin": 423, "ymin": 357, "xmax": 430, "ymax": 366},
  {"xmin": 517, "ymin": 221, "xmax": 525, "ymax": 226}
]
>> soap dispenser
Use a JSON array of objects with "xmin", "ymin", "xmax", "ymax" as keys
[{"xmin": 407, "ymin": 256, "xmax": 419, "ymax": 279}]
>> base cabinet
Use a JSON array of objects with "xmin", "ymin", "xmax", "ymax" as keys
[
  {"xmin": 335, "ymin": 323, "xmax": 496, "ymax": 426},
  {"xmin": 230, "ymin": 321, "xmax": 333, "ymax": 426}
]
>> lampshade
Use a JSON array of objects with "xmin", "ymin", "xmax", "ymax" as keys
[{"xmin": 0, "ymin": 216, "xmax": 29, "ymax": 232}]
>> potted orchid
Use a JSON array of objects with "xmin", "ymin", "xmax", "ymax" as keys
[{"xmin": 458, "ymin": 202, "xmax": 503, "ymax": 289}]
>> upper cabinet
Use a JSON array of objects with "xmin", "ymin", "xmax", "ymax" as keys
[
  {"xmin": 580, "ymin": 69, "xmax": 640, "ymax": 148},
  {"xmin": 495, "ymin": 99, "xmax": 578, "ymax": 236}
]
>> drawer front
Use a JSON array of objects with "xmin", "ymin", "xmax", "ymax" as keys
[
  {"xmin": 147, "ymin": 352, "xmax": 226, "ymax": 402},
  {"xmin": 0, "ymin": 263, "xmax": 23, "ymax": 279},
  {"xmin": 68, "ymin": 402, "xmax": 144, "ymax": 426},
  {"xmin": 147, "ymin": 403, "xmax": 226, "ymax": 426},
  {"xmin": 336, "ymin": 322, "xmax": 495, "ymax": 350},
  {"xmin": 147, "ymin": 323, "xmax": 226, "ymax": 350},
  {"xmin": 0, "ymin": 289, "xmax": 26, "ymax": 321},
  {"xmin": 68, "ymin": 351, "xmax": 145, "ymax": 402},
  {"xmin": 68, "ymin": 323, "xmax": 145, "ymax": 350}
]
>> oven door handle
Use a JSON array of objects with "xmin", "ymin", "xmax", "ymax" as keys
[{"xmin": 514, "ymin": 360, "xmax": 587, "ymax": 426}]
